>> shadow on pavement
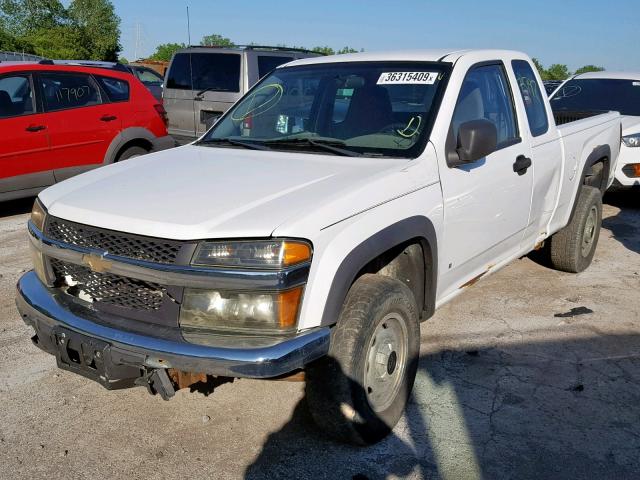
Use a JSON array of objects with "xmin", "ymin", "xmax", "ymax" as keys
[
  {"xmin": 245, "ymin": 333, "xmax": 640, "ymax": 479},
  {"xmin": 0, "ymin": 196, "xmax": 35, "ymax": 218},
  {"xmin": 603, "ymin": 191, "xmax": 640, "ymax": 255}
]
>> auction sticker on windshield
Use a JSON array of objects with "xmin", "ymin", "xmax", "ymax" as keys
[{"xmin": 377, "ymin": 72, "xmax": 439, "ymax": 85}]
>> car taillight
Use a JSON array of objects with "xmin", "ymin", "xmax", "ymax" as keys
[{"xmin": 154, "ymin": 103, "xmax": 168, "ymax": 128}]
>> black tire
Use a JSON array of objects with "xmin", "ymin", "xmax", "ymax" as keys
[
  {"xmin": 548, "ymin": 185, "xmax": 602, "ymax": 273},
  {"xmin": 116, "ymin": 145, "xmax": 149, "ymax": 161},
  {"xmin": 305, "ymin": 274, "xmax": 420, "ymax": 445}
]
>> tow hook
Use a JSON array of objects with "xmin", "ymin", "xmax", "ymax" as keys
[{"xmin": 135, "ymin": 368, "xmax": 176, "ymax": 401}]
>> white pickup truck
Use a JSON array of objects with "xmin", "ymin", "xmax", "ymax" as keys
[{"xmin": 17, "ymin": 49, "xmax": 621, "ymax": 445}]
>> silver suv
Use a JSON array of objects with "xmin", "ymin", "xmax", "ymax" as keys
[{"xmin": 164, "ymin": 46, "xmax": 321, "ymax": 142}]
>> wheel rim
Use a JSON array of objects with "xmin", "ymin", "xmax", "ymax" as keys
[
  {"xmin": 364, "ymin": 313, "xmax": 409, "ymax": 413},
  {"xmin": 581, "ymin": 205, "xmax": 598, "ymax": 257}
]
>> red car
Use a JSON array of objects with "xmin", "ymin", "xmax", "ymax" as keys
[{"xmin": 0, "ymin": 61, "xmax": 174, "ymax": 202}]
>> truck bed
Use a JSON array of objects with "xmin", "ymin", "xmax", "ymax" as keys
[{"xmin": 553, "ymin": 110, "xmax": 609, "ymax": 126}]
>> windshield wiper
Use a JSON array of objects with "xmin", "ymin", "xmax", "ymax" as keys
[
  {"xmin": 264, "ymin": 138, "xmax": 363, "ymax": 157},
  {"xmin": 197, "ymin": 138, "xmax": 272, "ymax": 151},
  {"xmin": 195, "ymin": 87, "xmax": 232, "ymax": 97}
]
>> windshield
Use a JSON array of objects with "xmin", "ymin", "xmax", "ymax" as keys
[
  {"xmin": 200, "ymin": 61, "xmax": 450, "ymax": 158},
  {"xmin": 551, "ymin": 78, "xmax": 640, "ymax": 116}
]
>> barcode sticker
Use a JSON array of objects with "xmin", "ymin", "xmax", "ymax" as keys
[{"xmin": 377, "ymin": 72, "xmax": 439, "ymax": 85}]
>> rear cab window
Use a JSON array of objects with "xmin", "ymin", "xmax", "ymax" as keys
[
  {"xmin": 0, "ymin": 74, "xmax": 35, "ymax": 118},
  {"xmin": 95, "ymin": 76, "xmax": 130, "ymax": 102},
  {"xmin": 512, "ymin": 60, "xmax": 549, "ymax": 137},
  {"xmin": 39, "ymin": 72, "xmax": 101, "ymax": 112},
  {"xmin": 166, "ymin": 52, "xmax": 241, "ymax": 92}
]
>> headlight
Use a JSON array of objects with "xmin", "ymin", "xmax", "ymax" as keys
[
  {"xmin": 192, "ymin": 239, "xmax": 311, "ymax": 269},
  {"xmin": 29, "ymin": 198, "xmax": 49, "ymax": 284},
  {"xmin": 179, "ymin": 286, "xmax": 303, "ymax": 335},
  {"xmin": 622, "ymin": 134, "xmax": 640, "ymax": 148},
  {"xmin": 31, "ymin": 198, "xmax": 47, "ymax": 231}
]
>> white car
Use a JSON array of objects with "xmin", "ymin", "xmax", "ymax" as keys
[
  {"xmin": 17, "ymin": 49, "xmax": 621, "ymax": 444},
  {"xmin": 551, "ymin": 71, "xmax": 640, "ymax": 188}
]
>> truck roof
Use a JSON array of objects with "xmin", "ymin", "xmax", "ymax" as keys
[
  {"xmin": 573, "ymin": 71, "xmax": 640, "ymax": 81},
  {"xmin": 285, "ymin": 49, "xmax": 529, "ymax": 67}
]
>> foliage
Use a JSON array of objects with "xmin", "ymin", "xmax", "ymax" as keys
[
  {"xmin": 118, "ymin": 56, "xmax": 128, "ymax": 64},
  {"xmin": 337, "ymin": 46, "xmax": 360, "ymax": 54},
  {"xmin": 200, "ymin": 34, "xmax": 234, "ymax": 47},
  {"xmin": 311, "ymin": 46, "xmax": 335, "ymax": 55},
  {"xmin": 149, "ymin": 42, "xmax": 185, "ymax": 62},
  {"xmin": 67, "ymin": 0, "xmax": 121, "ymax": 61},
  {"xmin": 26, "ymin": 24, "xmax": 90, "ymax": 59},
  {"xmin": 545, "ymin": 64, "xmax": 571, "ymax": 80},
  {"xmin": 0, "ymin": 0, "xmax": 120, "ymax": 60},
  {"xmin": 532, "ymin": 58, "xmax": 605, "ymax": 81},
  {"xmin": 574, "ymin": 64, "xmax": 605, "ymax": 75}
]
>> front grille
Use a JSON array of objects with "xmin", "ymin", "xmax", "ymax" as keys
[
  {"xmin": 45, "ymin": 217, "xmax": 183, "ymax": 264},
  {"xmin": 50, "ymin": 258, "xmax": 166, "ymax": 311}
]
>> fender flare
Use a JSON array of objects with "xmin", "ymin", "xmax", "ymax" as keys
[
  {"xmin": 568, "ymin": 144, "xmax": 610, "ymax": 223},
  {"xmin": 319, "ymin": 216, "xmax": 438, "ymax": 327},
  {"xmin": 103, "ymin": 127, "xmax": 157, "ymax": 165}
]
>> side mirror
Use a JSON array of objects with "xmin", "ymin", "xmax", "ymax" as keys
[{"xmin": 451, "ymin": 119, "xmax": 497, "ymax": 166}]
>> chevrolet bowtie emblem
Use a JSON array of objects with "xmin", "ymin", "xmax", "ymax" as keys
[{"xmin": 82, "ymin": 254, "xmax": 112, "ymax": 273}]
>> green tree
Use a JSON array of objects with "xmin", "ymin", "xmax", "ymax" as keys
[
  {"xmin": 336, "ymin": 46, "xmax": 360, "ymax": 54},
  {"xmin": 545, "ymin": 64, "xmax": 570, "ymax": 80},
  {"xmin": 574, "ymin": 64, "xmax": 604, "ymax": 75},
  {"xmin": 312, "ymin": 46, "xmax": 335, "ymax": 55},
  {"xmin": 26, "ymin": 24, "xmax": 90, "ymax": 59},
  {"xmin": 68, "ymin": 0, "xmax": 121, "ymax": 61},
  {"xmin": 118, "ymin": 56, "xmax": 128, "ymax": 64},
  {"xmin": 200, "ymin": 33, "xmax": 234, "ymax": 47},
  {"xmin": 0, "ymin": 0, "xmax": 121, "ymax": 60},
  {"xmin": 149, "ymin": 42, "xmax": 185, "ymax": 62},
  {"xmin": 0, "ymin": 0, "xmax": 67, "ymax": 36}
]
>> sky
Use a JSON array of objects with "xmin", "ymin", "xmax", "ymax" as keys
[{"xmin": 112, "ymin": 0, "xmax": 640, "ymax": 72}]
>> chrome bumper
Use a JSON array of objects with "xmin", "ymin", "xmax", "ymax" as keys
[{"xmin": 16, "ymin": 271, "xmax": 330, "ymax": 379}]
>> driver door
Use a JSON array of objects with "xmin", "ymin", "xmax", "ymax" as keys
[{"xmin": 437, "ymin": 62, "xmax": 534, "ymax": 298}]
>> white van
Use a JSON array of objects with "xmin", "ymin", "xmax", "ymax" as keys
[{"xmin": 163, "ymin": 46, "xmax": 321, "ymax": 143}]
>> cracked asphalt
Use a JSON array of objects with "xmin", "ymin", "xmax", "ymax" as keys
[{"xmin": 0, "ymin": 192, "xmax": 639, "ymax": 480}]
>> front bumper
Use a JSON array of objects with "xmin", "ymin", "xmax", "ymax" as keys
[
  {"xmin": 16, "ymin": 271, "xmax": 330, "ymax": 381},
  {"xmin": 612, "ymin": 145, "xmax": 640, "ymax": 188}
]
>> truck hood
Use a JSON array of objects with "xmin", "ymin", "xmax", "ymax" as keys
[
  {"xmin": 621, "ymin": 115, "xmax": 640, "ymax": 135},
  {"xmin": 39, "ymin": 145, "xmax": 421, "ymax": 240}
]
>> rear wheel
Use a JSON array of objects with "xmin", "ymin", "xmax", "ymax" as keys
[
  {"xmin": 548, "ymin": 185, "xmax": 602, "ymax": 273},
  {"xmin": 305, "ymin": 274, "xmax": 420, "ymax": 445},
  {"xmin": 116, "ymin": 145, "xmax": 149, "ymax": 161}
]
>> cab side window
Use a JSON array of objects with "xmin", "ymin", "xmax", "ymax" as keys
[
  {"xmin": 0, "ymin": 75, "xmax": 35, "ymax": 118},
  {"xmin": 452, "ymin": 63, "xmax": 519, "ymax": 149},
  {"xmin": 39, "ymin": 73, "xmax": 101, "ymax": 112},
  {"xmin": 512, "ymin": 60, "xmax": 549, "ymax": 137}
]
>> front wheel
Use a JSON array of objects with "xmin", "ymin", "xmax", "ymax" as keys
[
  {"xmin": 305, "ymin": 274, "xmax": 420, "ymax": 445},
  {"xmin": 548, "ymin": 185, "xmax": 602, "ymax": 273}
]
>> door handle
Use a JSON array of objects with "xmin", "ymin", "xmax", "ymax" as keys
[
  {"xmin": 25, "ymin": 125, "xmax": 46, "ymax": 132},
  {"xmin": 100, "ymin": 115, "xmax": 117, "ymax": 122},
  {"xmin": 513, "ymin": 155, "xmax": 532, "ymax": 175}
]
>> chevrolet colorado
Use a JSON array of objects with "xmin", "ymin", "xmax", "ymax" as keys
[{"xmin": 16, "ymin": 49, "xmax": 621, "ymax": 444}]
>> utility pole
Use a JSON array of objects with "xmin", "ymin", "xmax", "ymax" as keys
[
  {"xmin": 134, "ymin": 22, "xmax": 141, "ymax": 61},
  {"xmin": 186, "ymin": 6, "xmax": 192, "ymax": 46}
]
